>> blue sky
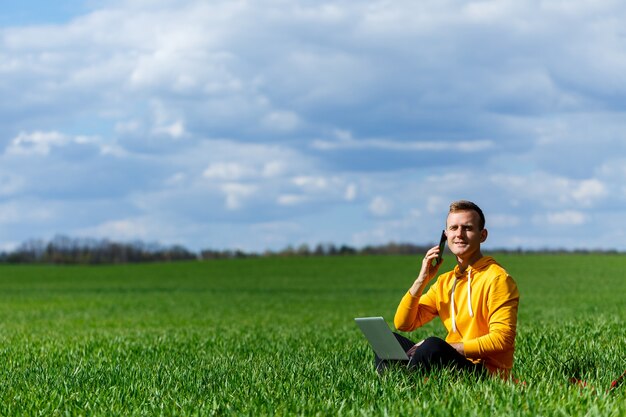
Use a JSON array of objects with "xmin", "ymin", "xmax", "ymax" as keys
[
  {"xmin": 0, "ymin": 1, "xmax": 95, "ymax": 25},
  {"xmin": 1, "ymin": 0, "xmax": 626, "ymax": 252}
]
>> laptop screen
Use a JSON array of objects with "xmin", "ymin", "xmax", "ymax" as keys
[{"xmin": 355, "ymin": 317, "xmax": 409, "ymax": 361}]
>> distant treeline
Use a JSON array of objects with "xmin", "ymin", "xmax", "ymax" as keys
[
  {"xmin": 199, "ymin": 243, "xmax": 623, "ymax": 259},
  {"xmin": 199, "ymin": 242, "xmax": 433, "ymax": 259},
  {"xmin": 0, "ymin": 235, "xmax": 622, "ymax": 265},
  {"xmin": 0, "ymin": 236, "xmax": 197, "ymax": 264}
]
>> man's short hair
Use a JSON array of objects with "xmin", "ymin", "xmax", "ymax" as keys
[{"xmin": 449, "ymin": 200, "xmax": 485, "ymax": 230}]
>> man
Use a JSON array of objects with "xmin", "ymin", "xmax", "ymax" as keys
[{"xmin": 377, "ymin": 200, "xmax": 519, "ymax": 378}]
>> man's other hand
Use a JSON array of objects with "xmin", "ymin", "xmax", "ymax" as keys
[
  {"xmin": 406, "ymin": 340, "xmax": 424, "ymax": 357},
  {"xmin": 450, "ymin": 342, "xmax": 465, "ymax": 356}
]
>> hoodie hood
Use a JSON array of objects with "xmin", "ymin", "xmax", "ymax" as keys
[{"xmin": 453, "ymin": 256, "xmax": 498, "ymax": 277}]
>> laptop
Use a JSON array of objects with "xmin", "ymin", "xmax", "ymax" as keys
[{"xmin": 354, "ymin": 316, "xmax": 409, "ymax": 361}]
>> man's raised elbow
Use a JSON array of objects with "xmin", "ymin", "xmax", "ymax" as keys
[
  {"xmin": 494, "ymin": 328, "xmax": 517, "ymax": 351},
  {"xmin": 394, "ymin": 317, "xmax": 412, "ymax": 332}
]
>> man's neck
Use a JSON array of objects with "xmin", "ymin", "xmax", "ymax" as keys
[{"xmin": 456, "ymin": 251, "xmax": 484, "ymax": 273}]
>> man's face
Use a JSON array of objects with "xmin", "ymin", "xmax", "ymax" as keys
[{"xmin": 446, "ymin": 210, "xmax": 487, "ymax": 261}]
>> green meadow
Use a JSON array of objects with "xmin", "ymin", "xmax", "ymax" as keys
[{"xmin": 0, "ymin": 254, "xmax": 625, "ymax": 416}]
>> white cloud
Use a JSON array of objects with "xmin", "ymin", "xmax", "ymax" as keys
[
  {"xmin": 191, "ymin": 140, "xmax": 309, "ymax": 183},
  {"xmin": 344, "ymin": 183, "xmax": 357, "ymax": 201},
  {"xmin": 202, "ymin": 158, "xmax": 288, "ymax": 187},
  {"xmin": 153, "ymin": 120, "xmax": 186, "ymax": 139},
  {"xmin": 277, "ymin": 194, "xmax": 306, "ymax": 206},
  {"xmin": 261, "ymin": 161, "xmax": 285, "ymax": 178},
  {"xmin": 491, "ymin": 173, "xmax": 608, "ymax": 208},
  {"xmin": 0, "ymin": 241, "xmax": 20, "ymax": 252},
  {"xmin": 221, "ymin": 183, "xmax": 256, "ymax": 210},
  {"xmin": 0, "ymin": 201, "xmax": 53, "ymax": 224},
  {"xmin": 352, "ymin": 227, "xmax": 390, "ymax": 247},
  {"xmin": 150, "ymin": 101, "xmax": 187, "ymax": 139},
  {"xmin": 203, "ymin": 162, "xmax": 255, "ymax": 181},
  {"xmin": 598, "ymin": 158, "xmax": 626, "ymax": 179},
  {"xmin": 99, "ymin": 143, "xmax": 130, "ymax": 157},
  {"xmin": 7, "ymin": 131, "xmax": 71, "ymax": 155},
  {"xmin": 292, "ymin": 176, "xmax": 328, "ymax": 189},
  {"xmin": 427, "ymin": 196, "xmax": 447, "ymax": 215},
  {"xmin": 4, "ymin": 130, "xmax": 121, "ymax": 159},
  {"xmin": 489, "ymin": 214, "xmax": 522, "ymax": 228},
  {"xmin": 115, "ymin": 120, "xmax": 142, "ymax": 135},
  {"xmin": 311, "ymin": 136, "xmax": 494, "ymax": 152},
  {"xmin": 351, "ymin": 212, "xmax": 423, "ymax": 248},
  {"xmin": 287, "ymin": 175, "xmax": 362, "ymax": 206},
  {"xmin": 543, "ymin": 210, "xmax": 587, "ymax": 226},
  {"xmin": 245, "ymin": 220, "xmax": 304, "ymax": 250},
  {"xmin": 462, "ymin": 0, "xmax": 521, "ymax": 22},
  {"xmin": 0, "ymin": 173, "xmax": 24, "ymax": 196},
  {"xmin": 261, "ymin": 110, "xmax": 301, "ymax": 132},
  {"xmin": 571, "ymin": 179, "xmax": 607, "ymax": 205},
  {"xmin": 369, "ymin": 196, "xmax": 392, "ymax": 217},
  {"xmin": 164, "ymin": 172, "xmax": 186, "ymax": 187},
  {"xmin": 74, "ymin": 214, "xmax": 206, "ymax": 247},
  {"xmin": 77, "ymin": 218, "xmax": 150, "ymax": 240}
]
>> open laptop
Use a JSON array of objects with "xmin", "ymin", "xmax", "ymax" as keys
[{"xmin": 354, "ymin": 316, "xmax": 409, "ymax": 361}]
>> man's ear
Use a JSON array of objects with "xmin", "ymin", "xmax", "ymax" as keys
[{"xmin": 480, "ymin": 228, "xmax": 488, "ymax": 243}]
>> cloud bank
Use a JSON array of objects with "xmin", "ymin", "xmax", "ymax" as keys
[{"xmin": 1, "ymin": 0, "xmax": 626, "ymax": 251}]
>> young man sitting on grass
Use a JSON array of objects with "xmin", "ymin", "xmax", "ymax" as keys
[{"xmin": 377, "ymin": 200, "xmax": 520, "ymax": 378}]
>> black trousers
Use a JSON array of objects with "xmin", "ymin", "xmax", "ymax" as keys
[{"xmin": 374, "ymin": 333, "xmax": 485, "ymax": 375}]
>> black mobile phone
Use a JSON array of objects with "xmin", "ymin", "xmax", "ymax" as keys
[{"xmin": 434, "ymin": 230, "xmax": 446, "ymax": 266}]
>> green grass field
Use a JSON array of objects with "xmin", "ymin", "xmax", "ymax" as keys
[{"xmin": 1, "ymin": 254, "xmax": 625, "ymax": 416}]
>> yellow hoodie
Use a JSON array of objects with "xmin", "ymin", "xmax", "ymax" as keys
[{"xmin": 394, "ymin": 256, "xmax": 519, "ymax": 376}]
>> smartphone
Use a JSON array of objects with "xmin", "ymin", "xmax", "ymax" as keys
[{"xmin": 433, "ymin": 230, "xmax": 446, "ymax": 266}]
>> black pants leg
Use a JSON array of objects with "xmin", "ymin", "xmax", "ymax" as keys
[
  {"xmin": 373, "ymin": 332, "xmax": 415, "ymax": 373},
  {"xmin": 374, "ymin": 333, "xmax": 484, "ymax": 375},
  {"xmin": 408, "ymin": 336, "xmax": 483, "ymax": 373}
]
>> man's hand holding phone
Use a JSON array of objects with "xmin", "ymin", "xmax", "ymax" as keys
[{"xmin": 409, "ymin": 230, "xmax": 447, "ymax": 297}]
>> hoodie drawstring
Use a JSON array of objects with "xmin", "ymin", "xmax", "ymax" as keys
[
  {"xmin": 467, "ymin": 268, "xmax": 474, "ymax": 318},
  {"xmin": 450, "ymin": 267, "xmax": 473, "ymax": 333}
]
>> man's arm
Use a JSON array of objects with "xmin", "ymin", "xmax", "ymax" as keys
[
  {"xmin": 407, "ymin": 245, "xmax": 443, "ymax": 297},
  {"xmin": 394, "ymin": 245, "xmax": 443, "ymax": 332},
  {"xmin": 394, "ymin": 289, "xmax": 438, "ymax": 332},
  {"xmin": 462, "ymin": 274, "xmax": 519, "ymax": 359}
]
